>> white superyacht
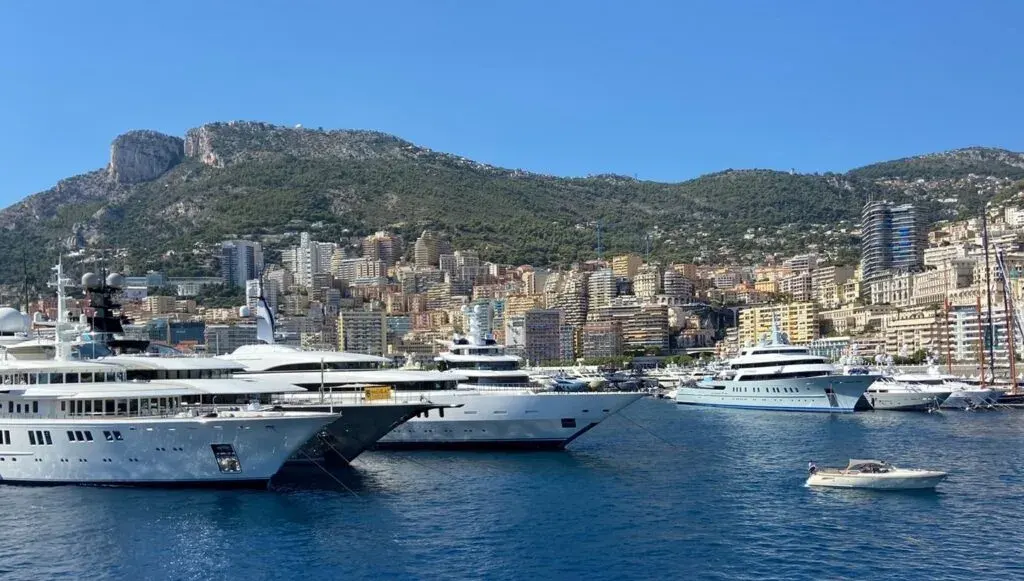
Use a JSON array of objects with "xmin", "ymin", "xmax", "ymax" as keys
[
  {"xmin": 0, "ymin": 264, "xmax": 338, "ymax": 487},
  {"xmin": 860, "ymin": 376, "xmax": 950, "ymax": 411},
  {"xmin": 891, "ymin": 369, "xmax": 1000, "ymax": 409},
  {"xmin": 73, "ymin": 276, "xmax": 440, "ymax": 465},
  {"xmin": 675, "ymin": 323, "xmax": 875, "ymax": 412},
  {"xmin": 228, "ymin": 330, "xmax": 643, "ymax": 450}
]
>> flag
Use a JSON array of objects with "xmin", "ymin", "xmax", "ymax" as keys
[{"xmin": 256, "ymin": 295, "xmax": 275, "ymax": 345}]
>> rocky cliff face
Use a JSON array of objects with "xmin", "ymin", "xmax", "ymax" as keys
[
  {"xmin": 109, "ymin": 130, "xmax": 184, "ymax": 184},
  {"xmin": 184, "ymin": 121, "xmax": 419, "ymax": 167}
]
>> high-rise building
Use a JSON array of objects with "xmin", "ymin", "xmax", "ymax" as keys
[
  {"xmin": 634, "ymin": 265, "xmax": 662, "ymax": 300},
  {"xmin": 582, "ymin": 321, "xmax": 623, "ymax": 359},
  {"xmin": 738, "ymin": 302, "xmax": 819, "ymax": 346},
  {"xmin": 558, "ymin": 271, "xmax": 589, "ymax": 328},
  {"xmin": 622, "ymin": 305, "xmax": 669, "ymax": 353},
  {"xmin": 362, "ymin": 231, "xmax": 402, "ymax": 266},
  {"xmin": 862, "ymin": 201, "xmax": 925, "ymax": 283},
  {"xmin": 283, "ymin": 232, "xmax": 337, "ymax": 289},
  {"xmin": 338, "ymin": 310, "xmax": 387, "ymax": 356},
  {"xmin": 523, "ymin": 309, "xmax": 561, "ymax": 365},
  {"xmin": 662, "ymin": 269, "xmax": 694, "ymax": 302},
  {"xmin": 611, "ymin": 254, "xmax": 643, "ymax": 279},
  {"xmin": 587, "ymin": 268, "xmax": 615, "ymax": 310},
  {"xmin": 414, "ymin": 231, "xmax": 441, "ymax": 268},
  {"xmin": 219, "ymin": 240, "xmax": 264, "ymax": 288}
]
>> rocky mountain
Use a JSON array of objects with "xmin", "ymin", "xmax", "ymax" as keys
[{"xmin": 1, "ymin": 121, "xmax": 1022, "ymax": 287}]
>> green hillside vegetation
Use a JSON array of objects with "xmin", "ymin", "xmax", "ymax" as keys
[{"xmin": 0, "ymin": 124, "xmax": 1020, "ymax": 289}]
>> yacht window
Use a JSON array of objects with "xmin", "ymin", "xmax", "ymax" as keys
[
  {"xmin": 51, "ymin": 373, "xmax": 63, "ymax": 384},
  {"xmin": 7, "ymin": 401, "xmax": 11, "ymax": 413},
  {"xmin": 105, "ymin": 400, "xmax": 115, "ymax": 414},
  {"xmin": 43, "ymin": 431, "xmax": 52, "ymax": 445},
  {"xmin": 113, "ymin": 431, "xmax": 123, "ymax": 441},
  {"xmin": 81, "ymin": 373, "xmax": 94, "ymax": 383},
  {"xmin": 16, "ymin": 404, "xmax": 21, "ymax": 413},
  {"xmin": 28, "ymin": 431, "xmax": 35, "ymax": 445},
  {"xmin": 28, "ymin": 374, "xmax": 36, "ymax": 385},
  {"xmin": 130, "ymin": 399, "xmax": 139, "ymax": 414},
  {"xmin": 66, "ymin": 374, "xmax": 78, "ymax": 384},
  {"xmin": 76, "ymin": 400, "xmax": 84, "ymax": 415},
  {"xmin": 104, "ymin": 431, "xmax": 113, "ymax": 441},
  {"xmin": 105, "ymin": 372, "xmax": 115, "ymax": 382},
  {"xmin": 61, "ymin": 401, "xmax": 66, "ymax": 412},
  {"xmin": 84, "ymin": 431, "xmax": 93, "ymax": 442},
  {"xmin": 32, "ymin": 401, "xmax": 37, "ymax": 414},
  {"xmin": 74, "ymin": 430, "xmax": 84, "ymax": 441},
  {"xmin": 67, "ymin": 431, "xmax": 74, "ymax": 441},
  {"xmin": 117, "ymin": 400, "xmax": 127, "ymax": 415},
  {"xmin": 37, "ymin": 373, "xmax": 48, "ymax": 385}
]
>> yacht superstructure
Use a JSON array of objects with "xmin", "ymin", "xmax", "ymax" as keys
[{"xmin": 675, "ymin": 323, "xmax": 874, "ymax": 412}]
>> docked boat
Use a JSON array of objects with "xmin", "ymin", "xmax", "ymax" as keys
[
  {"xmin": 0, "ymin": 264, "xmax": 338, "ymax": 487},
  {"xmin": 234, "ymin": 333, "xmax": 643, "ymax": 450},
  {"xmin": 893, "ymin": 370, "xmax": 1000, "ymax": 409},
  {"xmin": 858, "ymin": 376, "xmax": 950, "ymax": 411},
  {"xmin": 675, "ymin": 322, "xmax": 875, "ymax": 412},
  {"xmin": 806, "ymin": 459, "xmax": 948, "ymax": 490},
  {"xmin": 75, "ymin": 272, "xmax": 437, "ymax": 466}
]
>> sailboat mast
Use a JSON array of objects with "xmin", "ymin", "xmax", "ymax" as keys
[
  {"xmin": 943, "ymin": 297, "xmax": 953, "ymax": 374},
  {"xmin": 981, "ymin": 210, "xmax": 996, "ymax": 379},
  {"xmin": 1004, "ymin": 288, "xmax": 1018, "ymax": 395},
  {"xmin": 976, "ymin": 294, "xmax": 986, "ymax": 387}
]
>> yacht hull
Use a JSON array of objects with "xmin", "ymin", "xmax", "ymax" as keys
[
  {"xmin": 279, "ymin": 402, "xmax": 435, "ymax": 464},
  {"xmin": 863, "ymin": 391, "xmax": 950, "ymax": 411},
  {"xmin": 807, "ymin": 470, "xmax": 947, "ymax": 490},
  {"xmin": 0, "ymin": 413, "xmax": 333, "ymax": 486},
  {"xmin": 675, "ymin": 375, "xmax": 874, "ymax": 412},
  {"xmin": 942, "ymin": 389, "xmax": 1000, "ymax": 409},
  {"xmin": 376, "ymin": 391, "xmax": 643, "ymax": 449}
]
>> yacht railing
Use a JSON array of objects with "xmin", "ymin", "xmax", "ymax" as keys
[{"xmin": 0, "ymin": 404, "xmax": 292, "ymax": 421}]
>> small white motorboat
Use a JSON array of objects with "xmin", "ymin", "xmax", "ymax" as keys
[{"xmin": 806, "ymin": 459, "xmax": 947, "ymax": 490}]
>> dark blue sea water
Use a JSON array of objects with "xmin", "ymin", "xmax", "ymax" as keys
[{"xmin": 3, "ymin": 398, "xmax": 1023, "ymax": 581}]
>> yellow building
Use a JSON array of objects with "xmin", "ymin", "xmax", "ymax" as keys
[
  {"xmin": 505, "ymin": 294, "xmax": 544, "ymax": 319},
  {"xmin": 739, "ymin": 302, "xmax": 819, "ymax": 346},
  {"xmin": 754, "ymin": 278, "xmax": 779, "ymax": 293},
  {"xmin": 671, "ymin": 263, "xmax": 698, "ymax": 279},
  {"xmin": 611, "ymin": 254, "xmax": 643, "ymax": 279}
]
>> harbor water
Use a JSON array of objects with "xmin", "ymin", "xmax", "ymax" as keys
[{"xmin": 2, "ymin": 398, "xmax": 1023, "ymax": 581}]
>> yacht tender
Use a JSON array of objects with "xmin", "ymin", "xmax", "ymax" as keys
[{"xmin": 806, "ymin": 459, "xmax": 948, "ymax": 490}]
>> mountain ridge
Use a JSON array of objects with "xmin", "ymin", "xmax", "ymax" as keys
[{"xmin": 1, "ymin": 121, "xmax": 1023, "ymax": 288}]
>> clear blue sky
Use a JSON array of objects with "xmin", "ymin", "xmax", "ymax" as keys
[{"xmin": 1, "ymin": 0, "xmax": 1022, "ymax": 206}]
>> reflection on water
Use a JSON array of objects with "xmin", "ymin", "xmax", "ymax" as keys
[{"xmin": 2, "ymin": 399, "xmax": 1024, "ymax": 581}]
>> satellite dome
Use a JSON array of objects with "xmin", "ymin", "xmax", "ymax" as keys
[
  {"xmin": 82, "ymin": 273, "xmax": 101, "ymax": 289},
  {"xmin": 238, "ymin": 306, "xmax": 252, "ymax": 318},
  {"xmin": 106, "ymin": 273, "xmax": 125, "ymax": 288},
  {"xmin": 32, "ymin": 311, "xmax": 45, "ymax": 323},
  {"xmin": 0, "ymin": 307, "xmax": 28, "ymax": 334}
]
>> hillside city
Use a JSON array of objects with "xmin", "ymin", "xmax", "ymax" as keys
[{"xmin": 22, "ymin": 188, "xmax": 1024, "ymax": 371}]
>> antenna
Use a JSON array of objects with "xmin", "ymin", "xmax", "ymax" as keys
[{"xmin": 48, "ymin": 256, "xmax": 74, "ymax": 361}]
